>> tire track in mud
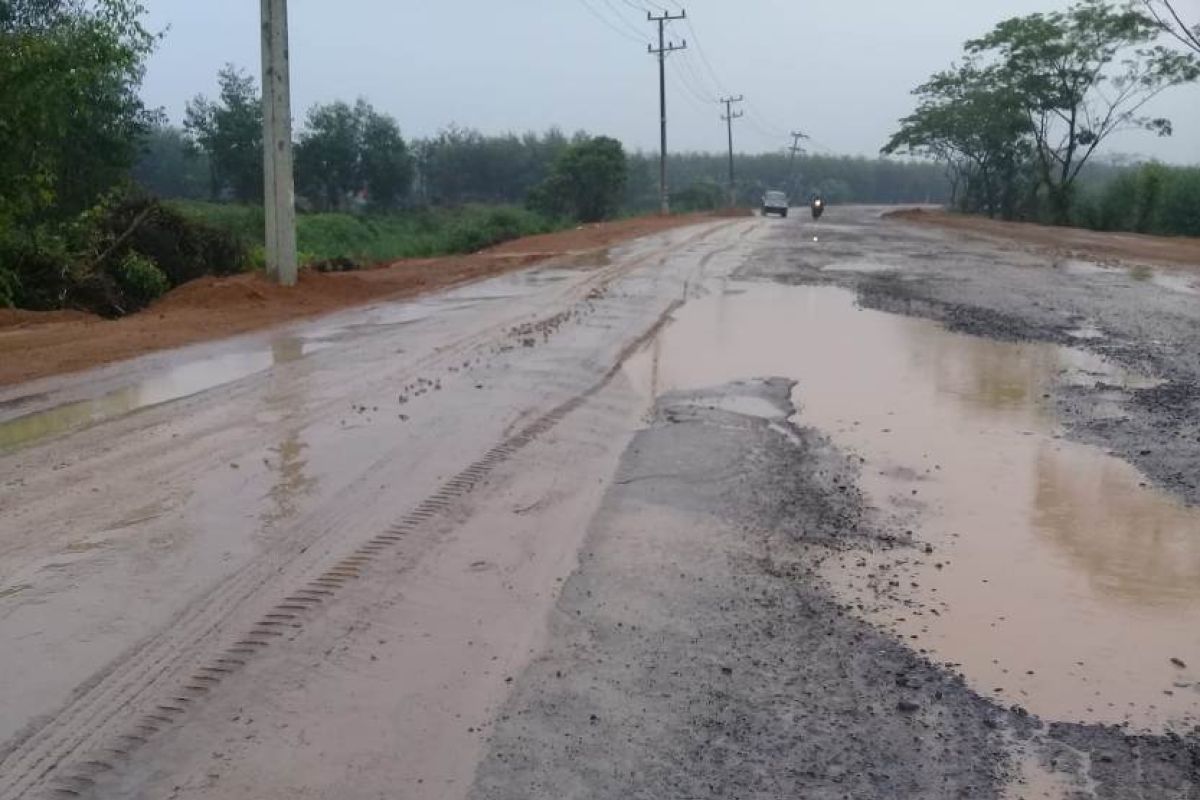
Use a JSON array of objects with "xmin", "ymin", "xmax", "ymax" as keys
[{"xmin": 0, "ymin": 219, "xmax": 753, "ymax": 800}]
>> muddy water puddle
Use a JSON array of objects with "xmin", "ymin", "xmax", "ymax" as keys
[
  {"xmin": 0, "ymin": 340, "xmax": 319, "ymax": 450},
  {"xmin": 624, "ymin": 282, "xmax": 1200, "ymax": 731}
]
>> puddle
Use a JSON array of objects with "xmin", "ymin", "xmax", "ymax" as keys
[
  {"xmin": 0, "ymin": 339, "xmax": 313, "ymax": 450},
  {"xmin": 623, "ymin": 282, "xmax": 1200, "ymax": 731}
]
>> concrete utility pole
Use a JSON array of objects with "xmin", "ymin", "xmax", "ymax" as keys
[
  {"xmin": 720, "ymin": 95, "xmax": 744, "ymax": 208},
  {"xmin": 788, "ymin": 130, "xmax": 809, "ymax": 197},
  {"xmin": 261, "ymin": 0, "xmax": 298, "ymax": 286},
  {"xmin": 648, "ymin": 10, "xmax": 687, "ymax": 215}
]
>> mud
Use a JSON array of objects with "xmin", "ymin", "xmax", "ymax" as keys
[
  {"xmin": 623, "ymin": 282, "xmax": 1200, "ymax": 731},
  {"xmin": 0, "ymin": 213, "xmax": 711, "ymax": 388},
  {"xmin": 4, "ymin": 207, "xmax": 1200, "ymax": 799}
]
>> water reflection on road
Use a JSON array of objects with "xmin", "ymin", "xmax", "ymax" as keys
[{"xmin": 624, "ymin": 282, "xmax": 1200, "ymax": 731}]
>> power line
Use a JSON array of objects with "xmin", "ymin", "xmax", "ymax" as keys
[
  {"xmin": 575, "ymin": 0, "xmax": 644, "ymax": 43},
  {"xmin": 647, "ymin": 9, "xmax": 687, "ymax": 214},
  {"xmin": 669, "ymin": 58, "xmax": 716, "ymax": 110},
  {"xmin": 682, "ymin": 16, "xmax": 729, "ymax": 98},
  {"xmin": 596, "ymin": 0, "xmax": 650, "ymax": 40}
]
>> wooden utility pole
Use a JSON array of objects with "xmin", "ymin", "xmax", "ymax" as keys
[
  {"xmin": 261, "ymin": 0, "xmax": 298, "ymax": 286},
  {"xmin": 788, "ymin": 130, "xmax": 809, "ymax": 197},
  {"xmin": 720, "ymin": 95, "xmax": 744, "ymax": 208},
  {"xmin": 648, "ymin": 10, "xmax": 687, "ymax": 215}
]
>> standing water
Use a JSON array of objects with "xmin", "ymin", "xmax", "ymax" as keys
[{"xmin": 624, "ymin": 281, "xmax": 1200, "ymax": 732}]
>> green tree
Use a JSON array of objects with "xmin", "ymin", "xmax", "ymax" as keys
[
  {"xmin": 883, "ymin": 62, "xmax": 1032, "ymax": 218},
  {"xmin": 184, "ymin": 65, "xmax": 263, "ymax": 203},
  {"xmin": 295, "ymin": 99, "xmax": 413, "ymax": 211},
  {"xmin": 359, "ymin": 105, "xmax": 413, "ymax": 209},
  {"xmin": 132, "ymin": 124, "xmax": 210, "ymax": 200},
  {"xmin": 0, "ymin": 0, "xmax": 157, "ymax": 225},
  {"xmin": 296, "ymin": 101, "xmax": 360, "ymax": 211},
  {"xmin": 967, "ymin": 0, "xmax": 1200, "ymax": 223},
  {"xmin": 529, "ymin": 136, "xmax": 627, "ymax": 223}
]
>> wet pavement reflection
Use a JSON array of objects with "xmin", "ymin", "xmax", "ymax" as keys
[
  {"xmin": 624, "ymin": 282, "xmax": 1200, "ymax": 731},
  {"xmin": 0, "ymin": 265, "xmax": 591, "ymax": 452}
]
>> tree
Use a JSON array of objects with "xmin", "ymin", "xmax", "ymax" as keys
[
  {"xmin": 528, "ymin": 136, "xmax": 627, "ymax": 223},
  {"xmin": 184, "ymin": 65, "xmax": 263, "ymax": 203},
  {"xmin": 294, "ymin": 99, "xmax": 412, "ymax": 211},
  {"xmin": 0, "ymin": 0, "xmax": 158, "ymax": 225},
  {"xmin": 295, "ymin": 101, "xmax": 360, "ymax": 211},
  {"xmin": 883, "ymin": 62, "xmax": 1032, "ymax": 218},
  {"xmin": 359, "ymin": 106, "xmax": 413, "ymax": 208},
  {"xmin": 132, "ymin": 124, "xmax": 210, "ymax": 200},
  {"xmin": 967, "ymin": 0, "xmax": 1200, "ymax": 223},
  {"xmin": 1141, "ymin": 1, "xmax": 1200, "ymax": 54}
]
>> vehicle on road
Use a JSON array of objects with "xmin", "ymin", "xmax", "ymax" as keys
[
  {"xmin": 762, "ymin": 190, "xmax": 789, "ymax": 218},
  {"xmin": 811, "ymin": 196, "xmax": 825, "ymax": 220}
]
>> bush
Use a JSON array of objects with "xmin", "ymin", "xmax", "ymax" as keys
[
  {"xmin": 0, "ymin": 192, "xmax": 249, "ymax": 316},
  {"xmin": 114, "ymin": 252, "xmax": 169, "ymax": 307},
  {"xmin": 1076, "ymin": 164, "xmax": 1200, "ymax": 238},
  {"xmin": 0, "ymin": 266, "xmax": 18, "ymax": 308},
  {"xmin": 101, "ymin": 196, "xmax": 247, "ymax": 284}
]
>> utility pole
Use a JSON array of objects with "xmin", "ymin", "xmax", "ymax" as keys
[
  {"xmin": 648, "ymin": 10, "xmax": 686, "ymax": 215},
  {"xmin": 261, "ymin": 0, "xmax": 298, "ymax": 286},
  {"xmin": 788, "ymin": 130, "xmax": 809, "ymax": 198},
  {"xmin": 720, "ymin": 95, "xmax": 744, "ymax": 208}
]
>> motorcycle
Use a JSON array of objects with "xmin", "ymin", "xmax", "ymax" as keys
[{"xmin": 810, "ymin": 197, "xmax": 825, "ymax": 220}]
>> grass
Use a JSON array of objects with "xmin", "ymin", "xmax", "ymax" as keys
[{"xmin": 167, "ymin": 201, "xmax": 565, "ymax": 268}]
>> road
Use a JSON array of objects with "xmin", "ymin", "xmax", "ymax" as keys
[{"xmin": 1, "ymin": 208, "xmax": 1198, "ymax": 799}]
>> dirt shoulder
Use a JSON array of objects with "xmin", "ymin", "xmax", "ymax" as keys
[
  {"xmin": 0, "ymin": 213, "xmax": 710, "ymax": 389},
  {"xmin": 888, "ymin": 207, "xmax": 1200, "ymax": 268}
]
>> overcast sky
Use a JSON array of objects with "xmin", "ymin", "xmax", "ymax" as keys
[{"xmin": 141, "ymin": 0, "xmax": 1200, "ymax": 163}]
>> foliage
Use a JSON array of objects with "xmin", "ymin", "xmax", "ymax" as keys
[
  {"xmin": 965, "ymin": 0, "xmax": 1200, "ymax": 222},
  {"xmin": 1075, "ymin": 162, "xmax": 1200, "ymax": 235},
  {"xmin": 295, "ymin": 99, "xmax": 413, "ymax": 211},
  {"xmin": 883, "ymin": 63, "xmax": 1032, "ymax": 218},
  {"xmin": 888, "ymin": 0, "xmax": 1200, "ymax": 223},
  {"xmin": 670, "ymin": 180, "xmax": 726, "ymax": 212},
  {"xmin": 417, "ymin": 126, "xmax": 573, "ymax": 206},
  {"xmin": 1141, "ymin": 1, "xmax": 1200, "ymax": 54},
  {"xmin": 0, "ymin": 0, "xmax": 158, "ymax": 226},
  {"xmin": 113, "ymin": 251, "xmax": 168, "ymax": 306},
  {"xmin": 169, "ymin": 201, "xmax": 560, "ymax": 265},
  {"xmin": 0, "ymin": 191, "xmax": 247, "ymax": 315},
  {"xmin": 184, "ymin": 65, "xmax": 263, "ymax": 203},
  {"xmin": 528, "ymin": 136, "xmax": 628, "ymax": 222},
  {"xmin": 133, "ymin": 124, "xmax": 211, "ymax": 200},
  {"xmin": 625, "ymin": 152, "xmax": 952, "ymax": 211}
]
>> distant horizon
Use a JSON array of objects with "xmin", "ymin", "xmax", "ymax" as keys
[{"xmin": 140, "ymin": 1, "xmax": 1200, "ymax": 167}]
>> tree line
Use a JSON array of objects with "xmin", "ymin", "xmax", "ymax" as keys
[
  {"xmin": 139, "ymin": 63, "xmax": 952, "ymax": 215},
  {"xmin": 883, "ymin": 0, "xmax": 1199, "ymax": 227}
]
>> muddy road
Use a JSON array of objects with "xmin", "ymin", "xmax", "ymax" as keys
[{"xmin": 1, "ymin": 208, "xmax": 1198, "ymax": 799}]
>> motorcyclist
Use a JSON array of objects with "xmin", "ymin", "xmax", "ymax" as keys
[{"xmin": 810, "ymin": 194, "xmax": 825, "ymax": 220}]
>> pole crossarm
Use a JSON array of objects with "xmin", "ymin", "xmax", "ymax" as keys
[{"xmin": 647, "ymin": 9, "xmax": 688, "ymax": 215}]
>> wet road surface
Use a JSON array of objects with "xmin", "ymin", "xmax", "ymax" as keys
[{"xmin": 2, "ymin": 208, "xmax": 1199, "ymax": 799}]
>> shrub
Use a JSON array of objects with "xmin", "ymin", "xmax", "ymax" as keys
[
  {"xmin": 113, "ymin": 252, "xmax": 169, "ymax": 308},
  {"xmin": 100, "ymin": 196, "xmax": 248, "ymax": 284},
  {"xmin": 0, "ymin": 266, "xmax": 18, "ymax": 308}
]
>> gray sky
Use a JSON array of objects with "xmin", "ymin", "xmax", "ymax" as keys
[{"xmin": 141, "ymin": 0, "xmax": 1200, "ymax": 163}]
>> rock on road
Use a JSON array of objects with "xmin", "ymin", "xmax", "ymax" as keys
[{"xmin": 1, "ymin": 208, "xmax": 1198, "ymax": 799}]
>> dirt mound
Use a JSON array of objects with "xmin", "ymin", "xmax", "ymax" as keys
[
  {"xmin": 0, "ymin": 308, "xmax": 96, "ymax": 331},
  {"xmin": 887, "ymin": 207, "xmax": 1200, "ymax": 268}
]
